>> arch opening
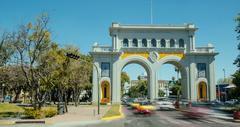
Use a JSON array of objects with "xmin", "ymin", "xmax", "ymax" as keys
[
  {"xmin": 121, "ymin": 61, "xmax": 151, "ymax": 99},
  {"xmin": 157, "ymin": 59, "xmax": 188, "ymax": 101}
]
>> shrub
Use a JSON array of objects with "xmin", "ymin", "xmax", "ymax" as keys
[
  {"xmin": 43, "ymin": 107, "xmax": 57, "ymax": 117},
  {"xmin": 24, "ymin": 107, "xmax": 57, "ymax": 119},
  {"xmin": 24, "ymin": 108, "xmax": 44, "ymax": 119}
]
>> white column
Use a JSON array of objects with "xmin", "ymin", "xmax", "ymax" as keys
[
  {"xmin": 155, "ymin": 71, "xmax": 159, "ymax": 99},
  {"xmin": 181, "ymin": 67, "xmax": 189, "ymax": 100},
  {"xmin": 208, "ymin": 58, "xmax": 216, "ymax": 101},
  {"xmin": 111, "ymin": 61, "xmax": 121, "ymax": 104},
  {"xmin": 115, "ymin": 35, "xmax": 118, "ymax": 51},
  {"xmin": 189, "ymin": 35, "xmax": 193, "ymax": 51},
  {"xmin": 112, "ymin": 35, "xmax": 117, "ymax": 51},
  {"xmin": 92, "ymin": 62, "xmax": 99, "ymax": 104},
  {"xmin": 189, "ymin": 60, "xmax": 196, "ymax": 101},
  {"xmin": 192, "ymin": 35, "xmax": 196, "ymax": 51},
  {"xmin": 149, "ymin": 69, "xmax": 155, "ymax": 101},
  {"xmin": 112, "ymin": 36, "xmax": 115, "ymax": 51}
]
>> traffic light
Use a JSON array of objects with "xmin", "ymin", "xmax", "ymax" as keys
[{"xmin": 66, "ymin": 53, "xmax": 80, "ymax": 60}]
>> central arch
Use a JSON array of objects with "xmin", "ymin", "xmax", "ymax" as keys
[{"xmin": 118, "ymin": 55, "xmax": 153, "ymax": 99}]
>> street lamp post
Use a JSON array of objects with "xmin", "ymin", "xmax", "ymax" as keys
[
  {"xmin": 66, "ymin": 53, "xmax": 100, "ymax": 114},
  {"xmin": 223, "ymin": 68, "xmax": 227, "ymax": 101},
  {"xmin": 218, "ymin": 84, "xmax": 221, "ymax": 102},
  {"xmin": 223, "ymin": 69, "xmax": 226, "ymax": 79}
]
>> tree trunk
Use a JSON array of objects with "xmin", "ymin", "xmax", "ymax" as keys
[
  {"xmin": 73, "ymin": 89, "xmax": 77, "ymax": 107},
  {"xmin": 77, "ymin": 91, "xmax": 81, "ymax": 106},
  {"xmin": 64, "ymin": 91, "xmax": 68, "ymax": 113},
  {"xmin": 13, "ymin": 92, "xmax": 20, "ymax": 102},
  {"xmin": 23, "ymin": 91, "xmax": 26, "ymax": 103}
]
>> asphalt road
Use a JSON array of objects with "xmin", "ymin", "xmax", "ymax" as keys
[
  {"xmin": 1, "ymin": 106, "xmax": 240, "ymax": 127},
  {"xmin": 83, "ymin": 106, "xmax": 240, "ymax": 127}
]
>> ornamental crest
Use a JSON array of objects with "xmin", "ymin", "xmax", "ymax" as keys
[{"xmin": 149, "ymin": 51, "xmax": 159, "ymax": 63}]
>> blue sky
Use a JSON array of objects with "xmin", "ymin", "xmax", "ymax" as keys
[{"xmin": 0, "ymin": 0, "xmax": 239, "ymax": 81}]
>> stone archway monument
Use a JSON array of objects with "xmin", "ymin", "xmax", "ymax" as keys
[{"xmin": 90, "ymin": 23, "xmax": 218, "ymax": 104}]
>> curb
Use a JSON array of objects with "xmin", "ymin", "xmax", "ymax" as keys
[
  {"xmin": 0, "ymin": 120, "xmax": 46, "ymax": 125},
  {"xmin": 0, "ymin": 121, "xmax": 15, "ymax": 125},
  {"xmin": 49, "ymin": 120, "xmax": 102, "ymax": 127},
  {"xmin": 101, "ymin": 105, "xmax": 125, "ymax": 121},
  {"xmin": 15, "ymin": 120, "xmax": 45, "ymax": 124}
]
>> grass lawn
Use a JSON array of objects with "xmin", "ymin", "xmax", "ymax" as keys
[
  {"xmin": 0, "ymin": 103, "xmax": 24, "ymax": 119},
  {"xmin": 102, "ymin": 104, "xmax": 121, "ymax": 118},
  {"xmin": 0, "ymin": 103, "xmax": 24, "ymax": 113}
]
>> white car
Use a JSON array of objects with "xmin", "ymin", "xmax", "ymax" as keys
[
  {"xmin": 155, "ymin": 99, "xmax": 175, "ymax": 110},
  {"xmin": 225, "ymin": 99, "xmax": 238, "ymax": 105}
]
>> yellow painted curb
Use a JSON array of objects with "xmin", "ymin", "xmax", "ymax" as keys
[
  {"xmin": 45, "ymin": 120, "xmax": 55, "ymax": 125},
  {"xmin": 0, "ymin": 121, "xmax": 16, "ymax": 125},
  {"xmin": 101, "ymin": 105, "xmax": 125, "ymax": 121}
]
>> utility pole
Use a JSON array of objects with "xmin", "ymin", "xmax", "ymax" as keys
[
  {"xmin": 223, "ymin": 68, "xmax": 226, "ymax": 79},
  {"xmin": 223, "ymin": 68, "xmax": 227, "ymax": 101}
]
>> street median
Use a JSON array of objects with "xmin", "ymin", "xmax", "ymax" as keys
[{"xmin": 101, "ymin": 104, "xmax": 124, "ymax": 120}]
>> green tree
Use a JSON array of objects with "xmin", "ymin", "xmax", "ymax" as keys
[
  {"xmin": 232, "ymin": 13, "xmax": 240, "ymax": 99},
  {"xmin": 13, "ymin": 13, "xmax": 52, "ymax": 109},
  {"xmin": 128, "ymin": 80, "xmax": 148, "ymax": 98},
  {"xmin": 37, "ymin": 43, "xmax": 66, "ymax": 109},
  {"xmin": 66, "ymin": 49, "xmax": 92, "ymax": 107},
  {"xmin": 121, "ymin": 72, "xmax": 130, "ymax": 96},
  {"xmin": 0, "ymin": 32, "xmax": 15, "ymax": 66},
  {"xmin": 158, "ymin": 89, "xmax": 165, "ymax": 97},
  {"xmin": 61, "ymin": 46, "xmax": 93, "ymax": 109},
  {"xmin": 234, "ymin": 13, "xmax": 240, "ymax": 68},
  {"xmin": 217, "ymin": 77, "xmax": 232, "ymax": 84},
  {"xmin": 0, "ymin": 64, "xmax": 27, "ymax": 102}
]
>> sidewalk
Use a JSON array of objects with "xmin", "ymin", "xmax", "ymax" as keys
[
  {"xmin": 0, "ymin": 105, "xmax": 111, "ymax": 126},
  {"xmin": 46, "ymin": 105, "xmax": 110, "ymax": 124}
]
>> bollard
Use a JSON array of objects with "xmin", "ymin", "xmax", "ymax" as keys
[{"xmin": 93, "ymin": 109, "xmax": 96, "ymax": 116}]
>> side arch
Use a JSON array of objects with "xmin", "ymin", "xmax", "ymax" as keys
[
  {"xmin": 101, "ymin": 80, "xmax": 110, "ymax": 103},
  {"xmin": 196, "ymin": 78, "xmax": 208, "ymax": 102}
]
